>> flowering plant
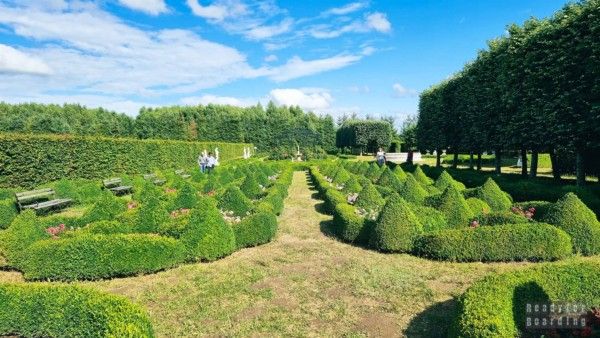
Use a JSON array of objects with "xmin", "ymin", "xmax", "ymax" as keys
[
  {"xmin": 165, "ymin": 188, "xmax": 177, "ymax": 194},
  {"xmin": 127, "ymin": 201, "xmax": 138, "ymax": 209},
  {"xmin": 470, "ymin": 220, "xmax": 479, "ymax": 228},
  {"xmin": 46, "ymin": 223, "xmax": 66, "ymax": 239},
  {"xmin": 355, "ymin": 207, "xmax": 378, "ymax": 221},
  {"xmin": 170, "ymin": 208, "xmax": 190, "ymax": 218},
  {"xmin": 511, "ymin": 206, "xmax": 535, "ymax": 220},
  {"xmin": 347, "ymin": 193, "xmax": 358, "ymax": 205}
]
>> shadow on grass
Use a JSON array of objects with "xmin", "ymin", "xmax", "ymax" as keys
[{"xmin": 404, "ymin": 298, "xmax": 458, "ymax": 338}]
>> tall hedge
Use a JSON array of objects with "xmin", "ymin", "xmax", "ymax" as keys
[
  {"xmin": 336, "ymin": 119, "xmax": 393, "ymax": 153},
  {"xmin": 0, "ymin": 283, "xmax": 154, "ymax": 337},
  {"xmin": 0, "ymin": 133, "xmax": 250, "ymax": 188}
]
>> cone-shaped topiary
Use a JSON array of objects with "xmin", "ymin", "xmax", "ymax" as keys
[
  {"xmin": 370, "ymin": 194, "xmax": 423, "ymax": 252},
  {"xmin": 218, "ymin": 170, "xmax": 236, "ymax": 186},
  {"xmin": 393, "ymin": 165, "xmax": 408, "ymax": 181},
  {"xmin": 355, "ymin": 182, "xmax": 385, "ymax": 211},
  {"xmin": 202, "ymin": 174, "xmax": 219, "ymax": 194},
  {"xmin": 399, "ymin": 174, "xmax": 428, "ymax": 204},
  {"xmin": 434, "ymin": 170, "xmax": 466, "ymax": 191},
  {"xmin": 543, "ymin": 192, "xmax": 600, "ymax": 255},
  {"xmin": 134, "ymin": 180, "xmax": 161, "ymax": 204},
  {"xmin": 135, "ymin": 195, "xmax": 169, "ymax": 233},
  {"xmin": 218, "ymin": 186, "xmax": 253, "ymax": 217},
  {"xmin": 240, "ymin": 174, "xmax": 262, "ymax": 200},
  {"xmin": 365, "ymin": 163, "xmax": 382, "ymax": 182},
  {"xmin": 412, "ymin": 166, "xmax": 433, "ymax": 185},
  {"xmin": 356, "ymin": 161, "xmax": 370, "ymax": 175},
  {"xmin": 180, "ymin": 196, "xmax": 236, "ymax": 261},
  {"xmin": 475, "ymin": 178, "xmax": 512, "ymax": 211},
  {"xmin": 437, "ymin": 186, "xmax": 474, "ymax": 228},
  {"xmin": 466, "ymin": 197, "xmax": 491, "ymax": 217},
  {"xmin": 173, "ymin": 183, "xmax": 198, "ymax": 210},
  {"xmin": 82, "ymin": 191, "xmax": 127, "ymax": 225},
  {"xmin": 333, "ymin": 168, "xmax": 351, "ymax": 185},
  {"xmin": 377, "ymin": 166, "xmax": 403, "ymax": 191},
  {"xmin": 410, "ymin": 203, "xmax": 447, "ymax": 232},
  {"xmin": 0, "ymin": 199, "xmax": 17, "ymax": 230},
  {"xmin": 343, "ymin": 176, "xmax": 363, "ymax": 194},
  {"xmin": 233, "ymin": 212, "xmax": 277, "ymax": 249},
  {"xmin": 252, "ymin": 169, "xmax": 270, "ymax": 187}
]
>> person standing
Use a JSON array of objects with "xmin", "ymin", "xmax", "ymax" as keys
[
  {"xmin": 198, "ymin": 152, "xmax": 208, "ymax": 173},
  {"xmin": 376, "ymin": 148, "xmax": 386, "ymax": 166},
  {"xmin": 206, "ymin": 152, "xmax": 216, "ymax": 174}
]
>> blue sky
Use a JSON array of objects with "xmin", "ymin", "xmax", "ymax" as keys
[{"xmin": 0, "ymin": 0, "xmax": 570, "ymax": 125}]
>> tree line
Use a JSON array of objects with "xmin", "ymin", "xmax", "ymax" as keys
[
  {"xmin": 0, "ymin": 101, "xmax": 336, "ymax": 153},
  {"xmin": 416, "ymin": 0, "xmax": 600, "ymax": 186}
]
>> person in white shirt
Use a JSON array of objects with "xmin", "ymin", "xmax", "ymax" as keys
[
  {"xmin": 198, "ymin": 153, "xmax": 208, "ymax": 173},
  {"xmin": 206, "ymin": 152, "xmax": 216, "ymax": 173},
  {"xmin": 376, "ymin": 148, "xmax": 386, "ymax": 166}
]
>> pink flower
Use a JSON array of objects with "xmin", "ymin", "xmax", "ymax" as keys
[{"xmin": 470, "ymin": 220, "xmax": 479, "ymax": 228}]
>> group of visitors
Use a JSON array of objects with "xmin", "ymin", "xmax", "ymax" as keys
[{"xmin": 198, "ymin": 152, "xmax": 217, "ymax": 173}]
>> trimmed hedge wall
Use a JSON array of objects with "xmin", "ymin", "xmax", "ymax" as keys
[
  {"xmin": 415, "ymin": 223, "xmax": 572, "ymax": 262},
  {"xmin": 0, "ymin": 133, "xmax": 250, "ymax": 188},
  {"xmin": 21, "ymin": 233, "xmax": 186, "ymax": 281},
  {"xmin": 451, "ymin": 262, "xmax": 600, "ymax": 337},
  {"xmin": 0, "ymin": 283, "xmax": 154, "ymax": 337}
]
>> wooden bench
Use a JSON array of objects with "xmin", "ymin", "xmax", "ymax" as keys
[
  {"xmin": 175, "ymin": 169, "xmax": 191, "ymax": 179},
  {"xmin": 102, "ymin": 178, "xmax": 133, "ymax": 196},
  {"xmin": 143, "ymin": 174, "xmax": 166, "ymax": 186},
  {"xmin": 15, "ymin": 188, "xmax": 72, "ymax": 214}
]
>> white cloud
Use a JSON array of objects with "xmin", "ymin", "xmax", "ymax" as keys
[
  {"xmin": 264, "ymin": 54, "xmax": 278, "ymax": 62},
  {"xmin": 307, "ymin": 11, "xmax": 391, "ymax": 39},
  {"xmin": 118, "ymin": 0, "xmax": 168, "ymax": 15},
  {"xmin": 348, "ymin": 85, "xmax": 370, "ymax": 93},
  {"xmin": 0, "ymin": 44, "xmax": 52, "ymax": 75},
  {"xmin": 269, "ymin": 88, "xmax": 332, "ymax": 111},
  {"xmin": 245, "ymin": 18, "xmax": 293, "ymax": 40},
  {"xmin": 268, "ymin": 53, "xmax": 362, "ymax": 82},
  {"xmin": 180, "ymin": 94, "xmax": 256, "ymax": 107},
  {"xmin": 323, "ymin": 2, "xmax": 368, "ymax": 16},
  {"xmin": 392, "ymin": 83, "xmax": 418, "ymax": 97},
  {"xmin": 366, "ymin": 12, "xmax": 391, "ymax": 33},
  {"xmin": 186, "ymin": 0, "xmax": 247, "ymax": 21}
]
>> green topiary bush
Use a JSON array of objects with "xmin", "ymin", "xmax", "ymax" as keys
[
  {"xmin": 134, "ymin": 195, "xmax": 169, "ymax": 234},
  {"xmin": 410, "ymin": 203, "xmax": 448, "ymax": 232},
  {"xmin": 412, "ymin": 166, "xmax": 433, "ymax": 185},
  {"xmin": 80, "ymin": 190, "xmax": 127, "ymax": 225},
  {"xmin": 0, "ymin": 283, "xmax": 155, "ymax": 337},
  {"xmin": 434, "ymin": 170, "xmax": 466, "ymax": 191},
  {"xmin": 355, "ymin": 182, "xmax": 384, "ymax": 211},
  {"xmin": 377, "ymin": 166, "xmax": 403, "ymax": 191},
  {"xmin": 543, "ymin": 192, "xmax": 600, "ymax": 255},
  {"xmin": 21, "ymin": 233, "xmax": 185, "ymax": 281},
  {"xmin": 202, "ymin": 174, "xmax": 220, "ymax": 194},
  {"xmin": 365, "ymin": 163, "xmax": 382, "ymax": 182},
  {"xmin": 477, "ymin": 211, "xmax": 527, "ymax": 226},
  {"xmin": 0, "ymin": 210, "xmax": 46, "ymax": 269},
  {"xmin": 333, "ymin": 168, "xmax": 351, "ymax": 185},
  {"xmin": 451, "ymin": 262, "xmax": 600, "ymax": 337},
  {"xmin": 466, "ymin": 198, "xmax": 491, "ymax": 217},
  {"xmin": 134, "ymin": 180, "xmax": 162, "ymax": 204},
  {"xmin": 240, "ymin": 174, "xmax": 263, "ymax": 200},
  {"xmin": 0, "ymin": 198, "xmax": 17, "ymax": 230},
  {"xmin": 436, "ymin": 186, "xmax": 474, "ymax": 228},
  {"xmin": 180, "ymin": 197, "xmax": 236, "ymax": 261},
  {"xmin": 513, "ymin": 200, "xmax": 553, "ymax": 220},
  {"xmin": 82, "ymin": 220, "xmax": 132, "ymax": 235},
  {"xmin": 415, "ymin": 222, "xmax": 572, "ymax": 262},
  {"xmin": 342, "ymin": 176, "xmax": 362, "ymax": 194},
  {"xmin": 333, "ymin": 202, "xmax": 372, "ymax": 244},
  {"xmin": 370, "ymin": 194, "xmax": 423, "ymax": 252},
  {"xmin": 399, "ymin": 174, "xmax": 429, "ymax": 204},
  {"xmin": 474, "ymin": 178, "xmax": 512, "ymax": 211},
  {"xmin": 218, "ymin": 186, "xmax": 253, "ymax": 217},
  {"xmin": 393, "ymin": 165, "xmax": 407, "ymax": 181},
  {"xmin": 233, "ymin": 212, "xmax": 277, "ymax": 249},
  {"xmin": 173, "ymin": 182, "xmax": 198, "ymax": 210}
]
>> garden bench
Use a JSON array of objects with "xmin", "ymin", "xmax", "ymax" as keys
[
  {"xmin": 175, "ymin": 169, "xmax": 191, "ymax": 179},
  {"xmin": 15, "ymin": 188, "xmax": 72, "ymax": 214},
  {"xmin": 143, "ymin": 173, "xmax": 166, "ymax": 186},
  {"xmin": 102, "ymin": 178, "xmax": 133, "ymax": 196}
]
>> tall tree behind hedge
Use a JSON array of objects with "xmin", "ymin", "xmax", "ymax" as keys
[{"xmin": 336, "ymin": 119, "xmax": 393, "ymax": 154}]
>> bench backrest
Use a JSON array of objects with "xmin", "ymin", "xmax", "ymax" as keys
[
  {"xmin": 103, "ymin": 178, "xmax": 122, "ymax": 188},
  {"xmin": 15, "ymin": 188, "xmax": 55, "ymax": 204},
  {"xmin": 175, "ymin": 169, "xmax": 185, "ymax": 175},
  {"xmin": 143, "ymin": 174, "xmax": 156, "ymax": 180}
]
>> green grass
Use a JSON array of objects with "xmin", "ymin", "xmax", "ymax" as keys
[{"xmin": 0, "ymin": 171, "xmax": 598, "ymax": 337}]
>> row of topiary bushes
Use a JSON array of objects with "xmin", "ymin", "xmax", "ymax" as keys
[
  {"xmin": 0, "ymin": 283, "xmax": 154, "ymax": 337},
  {"xmin": 0, "ymin": 132, "xmax": 251, "ymax": 188},
  {"xmin": 0, "ymin": 160, "xmax": 293, "ymax": 281},
  {"xmin": 450, "ymin": 261, "xmax": 600, "ymax": 337},
  {"xmin": 311, "ymin": 159, "xmax": 600, "ymax": 262}
]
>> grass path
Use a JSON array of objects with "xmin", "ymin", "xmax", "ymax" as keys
[{"xmin": 2, "ymin": 171, "xmax": 596, "ymax": 337}]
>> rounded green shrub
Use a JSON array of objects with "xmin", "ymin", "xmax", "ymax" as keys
[
  {"xmin": 202, "ymin": 174, "xmax": 220, "ymax": 194},
  {"xmin": 543, "ymin": 192, "xmax": 600, "ymax": 255},
  {"xmin": 333, "ymin": 168, "xmax": 351, "ymax": 185},
  {"xmin": 474, "ymin": 178, "xmax": 512, "ymax": 211},
  {"xmin": 434, "ymin": 170, "xmax": 466, "ymax": 191},
  {"xmin": 134, "ymin": 196, "xmax": 169, "ymax": 234},
  {"xmin": 240, "ymin": 174, "xmax": 262, "ymax": 199},
  {"xmin": 234, "ymin": 212, "xmax": 277, "ymax": 249},
  {"xmin": 377, "ymin": 166, "xmax": 403, "ymax": 191},
  {"xmin": 451, "ymin": 262, "xmax": 600, "ymax": 337},
  {"xmin": 466, "ymin": 197, "xmax": 491, "ymax": 217},
  {"xmin": 0, "ymin": 283, "xmax": 154, "ymax": 337},
  {"xmin": 217, "ymin": 186, "xmax": 253, "ymax": 217},
  {"xmin": 0, "ymin": 199, "xmax": 17, "ymax": 230},
  {"xmin": 0, "ymin": 210, "xmax": 46, "ymax": 269},
  {"xmin": 80, "ymin": 190, "xmax": 127, "ymax": 225},
  {"xmin": 333, "ymin": 202, "xmax": 371, "ymax": 244},
  {"xmin": 477, "ymin": 211, "xmax": 527, "ymax": 226},
  {"xmin": 180, "ymin": 197, "xmax": 236, "ymax": 261},
  {"xmin": 355, "ymin": 182, "xmax": 384, "ymax": 211},
  {"xmin": 22, "ymin": 233, "xmax": 185, "ymax": 281},
  {"xmin": 399, "ymin": 174, "xmax": 429, "ymax": 204},
  {"xmin": 83, "ymin": 220, "xmax": 131, "ymax": 235},
  {"xmin": 412, "ymin": 166, "xmax": 433, "ymax": 185},
  {"xmin": 415, "ymin": 222, "xmax": 572, "ymax": 262},
  {"xmin": 134, "ymin": 180, "xmax": 162, "ymax": 204},
  {"xmin": 342, "ymin": 176, "xmax": 362, "ymax": 194},
  {"xmin": 436, "ymin": 186, "xmax": 474, "ymax": 228},
  {"xmin": 253, "ymin": 169, "xmax": 270, "ymax": 187},
  {"xmin": 173, "ymin": 182, "xmax": 198, "ymax": 210},
  {"xmin": 370, "ymin": 194, "xmax": 423, "ymax": 252},
  {"xmin": 410, "ymin": 203, "xmax": 448, "ymax": 232}
]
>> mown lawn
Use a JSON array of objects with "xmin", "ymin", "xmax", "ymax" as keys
[{"xmin": 1, "ymin": 171, "xmax": 598, "ymax": 337}]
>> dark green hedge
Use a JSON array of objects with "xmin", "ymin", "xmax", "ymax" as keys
[
  {"xmin": 0, "ymin": 283, "xmax": 154, "ymax": 337},
  {"xmin": 415, "ymin": 223, "xmax": 572, "ymax": 262},
  {"xmin": 451, "ymin": 261, "xmax": 600, "ymax": 337},
  {"xmin": 21, "ymin": 233, "xmax": 185, "ymax": 281},
  {"xmin": 0, "ymin": 133, "xmax": 250, "ymax": 188}
]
